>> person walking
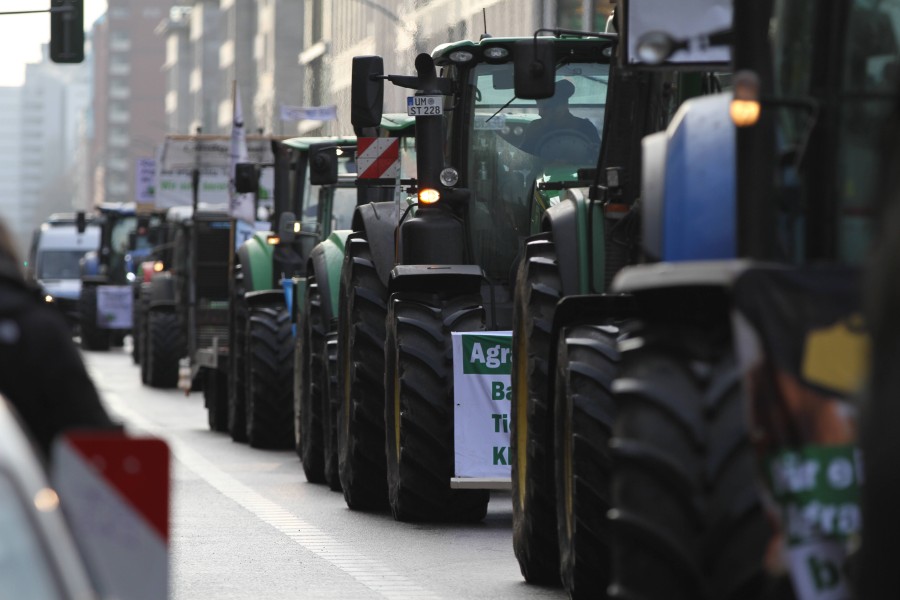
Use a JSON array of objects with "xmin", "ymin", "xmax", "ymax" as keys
[{"xmin": 0, "ymin": 217, "xmax": 118, "ymax": 460}]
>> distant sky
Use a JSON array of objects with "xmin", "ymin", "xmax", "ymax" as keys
[{"xmin": 0, "ymin": 0, "xmax": 107, "ymax": 87}]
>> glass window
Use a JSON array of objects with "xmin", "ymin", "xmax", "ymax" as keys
[
  {"xmin": 467, "ymin": 60, "xmax": 608, "ymax": 279},
  {"xmin": 37, "ymin": 250, "xmax": 88, "ymax": 280}
]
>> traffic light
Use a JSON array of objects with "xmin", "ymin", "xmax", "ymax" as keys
[{"xmin": 50, "ymin": 0, "xmax": 84, "ymax": 63}]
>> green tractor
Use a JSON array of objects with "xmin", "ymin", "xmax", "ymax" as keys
[
  {"xmin": 79, "ymin": 204, "xmax": 158, "ymax": 350},
  {"xmin": 225, "ymin": 135, "xmax": 359, "ymax": 450},
  {"xmin": 338, "ymin": 34, "xmax": 612, "ymax": 519},
  {"xmin": 509, "ymin": 30, "xmax": 733, "ymax": 597},
  {"xmin": 296, "ymin": 115, "xmax": 415, "ymax": 491}
]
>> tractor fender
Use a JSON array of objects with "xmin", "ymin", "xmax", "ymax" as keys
[
  {"xmin": 547, "ymin": 292, "xmax": 640, "ymax": 407},
  {"xmin": 351, "ymin": 202, "xmax": 401, "ymax": 288},
  {"xmin": 245, "ymin": 289, "xmax": 285, "ymax": 309},
  {"xmin": 540, "ymin": 195, "xmax": 590, "ymax": 297},
  {"xmin": 308, "ymin": 231, "xmax": 350, "ymax": 325},
  {"xmin": 388, "ymin": 264, "xmax": 483, "ymax": 296},
  {"xmin": 612, "ymin": 259, "xmax": 754, "ymax": 322},
  {"xmin": 148, "ymin": 272, "xmax": 177, "ymax": 311},
  {"xmin": 237, "ymin": 232, "xmax": 275, "ymax": 293}
]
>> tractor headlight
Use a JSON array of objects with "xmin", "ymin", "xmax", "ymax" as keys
[
  {"xmin": 439, "ymin": 168, "xmax": 459, "ymax": 187},
  {"xmin": 484, "ymin": 47, "xmax": 509, "ymax": 61},
  {"xmin": 449, "ymin": 51, "xmax": 474, "ymax": 63},
  {"xmin": 418, "ymin": 188, "xmax": 441, "ymax": 205}
]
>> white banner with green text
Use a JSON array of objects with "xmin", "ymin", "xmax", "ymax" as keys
[{"xmin": 452, "ymin": 331, "xmax": 513, "ymax": 479}]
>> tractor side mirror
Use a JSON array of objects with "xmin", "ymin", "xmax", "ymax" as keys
[
  {"xmin": 278, "ymin": 211, "xmax": 298, "ymax": 244},
  {"xmin": 309, "ymin": 143, "xmax": 338, "ymax": 185},
  {"xmin": 234, "ymin": 163, "xmax": 259, "ymax": 194},
  {"xmin": 514, "ymin": 39, "xmax": 555, "ymax": 99},
  {"xmin": 351, "ymin": 56, "xmax": 385, "ymax": 133}
]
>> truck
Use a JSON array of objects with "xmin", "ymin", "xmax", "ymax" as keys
[{"xmin": 28, "ymin": 214, "xmax": 100, "ymax": 327}]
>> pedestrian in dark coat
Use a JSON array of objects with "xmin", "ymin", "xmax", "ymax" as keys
[{"xmin": 0, "ymin": 218, "xmax": 117, "ymax": 459}]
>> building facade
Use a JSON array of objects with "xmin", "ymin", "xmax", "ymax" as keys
[{"xmin": 90, "ymin": 0, "xmax": 175, "ymax": 207}]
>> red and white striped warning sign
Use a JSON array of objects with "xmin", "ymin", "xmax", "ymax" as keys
[
  {"xmin": 358, "ymin": 137, "xmax": 400, "ymax": 179},
  {"xmin": 52, "ymin": 433, "xmax": 170, "ymax": 600}
]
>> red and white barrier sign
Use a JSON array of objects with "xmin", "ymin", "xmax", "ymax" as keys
[
  {"xmin": 357, "ymin": 137, "xmax": 400, "ymax": 179},
  {"xmin": 52, "ymin": 433, "xmax": 170, "ymax": 600}
]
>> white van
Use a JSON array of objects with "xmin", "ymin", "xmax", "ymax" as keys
[{"xmin": 31, "ymin": 222, "xmax": 101, "ymax": 324}]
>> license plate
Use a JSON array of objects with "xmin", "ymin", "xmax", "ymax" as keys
[{"xmin": 407, "ymin": 95, "xmax": 443, "ymax": 116}]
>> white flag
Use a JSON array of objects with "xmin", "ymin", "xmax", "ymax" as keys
[{"xmin": 229, "ymin": 83, "xmax": 255, "ymax": 223}]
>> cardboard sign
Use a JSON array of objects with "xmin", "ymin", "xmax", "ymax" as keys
[
  {"xmin": 452, "ymin": 332, "xmax": 513, "ymax": 480},
  {"xmin": 96, "ymin": 285, "xmax": 133, "ymax": 329}
]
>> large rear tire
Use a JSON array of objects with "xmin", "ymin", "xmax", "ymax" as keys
[
  {"xmin": 244, "ymin": 303, "xmax": 294, "ymax": 449},
  {"xmin": 323, "ymin": 331, "xmax": 341, "ymax": 491},
  {"xmin": 609, "ymin": 323, "xmax": 770, "ymax": 600},
  {"xmin": 228, "ymin": 266, "xmax": 248, "ymax": 443},
  {"xmin": 297, "ymin": 276, "xmax": 326, "ymax": 483},
  {"xmin": 554, "ymin": 323, "xmax": 620, "ymax": 599},
  {"xmin": 131, "ymin": 284, "xmax": 141, "ymax": 364},
  {"xmin": 511, "ymin": 233, "xmax": 562, "ymax": 583},
  {"xmin": 146, "ymin": 309, "xmax": 184, "ymax": 388},
  {"xmin": 205, "ymin": 367, "xmax": 229, "ymax": 432},
  {"xmin": 337, "ymin": 234, "xmax": 389, "ymax": 510},
  {"xmin": 139, "ymin": 285, "xmax": 151, "ymax": 384},
  {"xmin": 385, "ymin": 292, "xmax": 490, "ymax": 522},
  {"xmin": 79, "ymin": 283, "xmax": 110, "ymax": 351}
]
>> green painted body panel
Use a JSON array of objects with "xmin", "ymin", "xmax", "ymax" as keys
[
  {"xmin": 244, "ymin": 231, "xmax": 275, "ymax": 292},
  {"xmin": 590, "ymin": 202, "xmax": 607, "ymax": 294},
  {"xmin": 319, "ymin": 231, "xmax": 350, "ymax": 316}
]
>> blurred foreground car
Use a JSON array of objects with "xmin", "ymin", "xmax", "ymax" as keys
[
  {"xmin": 0, "ymin": 395, "xmax": 170, "ymax": 600},
  {"xmin": 0, "ymin": 395, "xmax": 100, "ymax": 599}
]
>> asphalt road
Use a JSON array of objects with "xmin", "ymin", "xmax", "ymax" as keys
[{"xmin": 82, "ymin": 346, "xmax": 566, "ymax": 600}]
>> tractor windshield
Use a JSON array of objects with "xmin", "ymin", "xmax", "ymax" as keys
[
  {"xmin": 108, "ymin": 215, "xmax": 137, "ymax": 282},
  {"xmin": 770, "ymin": 0, "xmax": 900, "ymax": 264},
  {"xmin": 468, "ymin": 60, "xmax": 609, "ymax": 280},
  {"xmin": 300, "ymin": 151, "xmax": 359, "ymax": 235}
]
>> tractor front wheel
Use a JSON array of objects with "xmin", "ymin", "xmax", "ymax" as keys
[
  {"xmin": 244, "ymin": 303, "xmax": 294, "ymax": 449},
  {"xmin": 609, "ymin": 323, "xmax": 770, "ymax": 600},
  {"xmin": 385, "ymin": 292, "xmax": 489, "ymax": 522},
  {"xmin": 337, "ymin": 235, "xmax": 389, "ymax": 510},
  {"xmin": 554, "ymin": 323, "xmax": 620, "ymax": 599},
  {"xmin": 511, "ymin": 234, "xmax": 562, "ymax": 583}
]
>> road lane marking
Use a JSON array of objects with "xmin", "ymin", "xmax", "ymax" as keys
[{"xmin": 91, "ymin": 368, "xmax": 441, "ymax": 600}]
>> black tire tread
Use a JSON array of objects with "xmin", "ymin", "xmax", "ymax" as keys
[
  {"xmin": 79, "ymin": 283, "xmax": 110, "ymax": 351},
  {"xmin": 385, "ymin": 292, "xmax": 490, "ymax": 522},
  {"xmin": 146, "ymin": 310, "xmax": 184, "ymax": 388},
  {"xmin": 511, "ymin": 233, "xmax": 562, "ymax": 583},
  {"xmin": 609, "ymin": 323, "xmax": 770, "ymax": 600},
  {"xmin": 298, "ymin": 276, "xmax": 326, "ymax": 482},
  {"xmin": 337, "ymin": 235, "xmax": 390, "ymax": 510},
  {"xmin": 555, "ymin": 323, "xmax": 620, "ymax": 599},
  {"xmin": 245, "ymin": 304, "xmax": 294, "ymax": 449}
]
